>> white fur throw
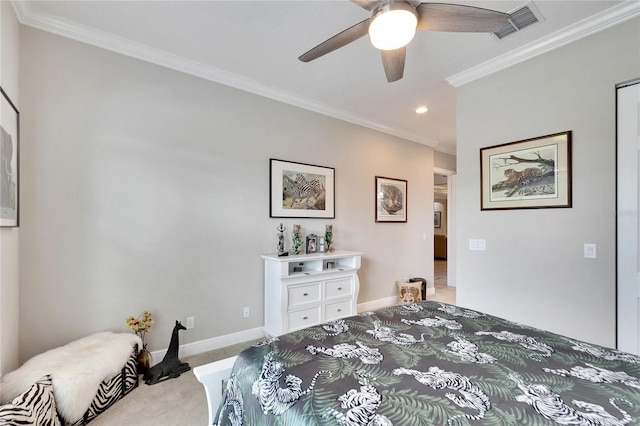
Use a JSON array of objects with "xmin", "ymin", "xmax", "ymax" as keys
[{"xmin": 0, "ymin": 332, "xmax": 142, "ymax": 423}]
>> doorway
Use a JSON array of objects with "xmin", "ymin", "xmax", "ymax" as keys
[{"xmin": 434, "ymin": 168, "xmax": 456, "ymax": 305}]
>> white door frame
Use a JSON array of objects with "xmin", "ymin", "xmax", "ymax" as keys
[
  {"xmin": 434, "ymin": 167, "xmax": 456, "ymax": 287},
  {"xmin": 616, "ymin": 80, "xmax": 640, "ymax": 354}
]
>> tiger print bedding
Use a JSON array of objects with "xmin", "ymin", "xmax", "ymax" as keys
[{"xmin": 215, "ymin": 301, "xmax": 640, "ymax": 425}]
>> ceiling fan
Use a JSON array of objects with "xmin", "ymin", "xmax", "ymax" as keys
[{"xmin": 298, "ymin": 0, "xmax": 511, "ymax": 83}]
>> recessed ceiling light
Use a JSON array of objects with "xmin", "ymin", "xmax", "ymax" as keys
[{"xmin": 415, "ymin": 106, "xmax": 428, "ymax": 114}]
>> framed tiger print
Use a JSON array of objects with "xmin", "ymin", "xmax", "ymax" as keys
[
  {"xmin": 375, "ymin": 176, "xmax": 407, "ymax": 223},
  {"xmin": 480, "ymin": 131, "xmax": 572, "ymax": 211},
  {"xmin": 269, "ymin": 159, "xmax": 335, "ymax": 218}
]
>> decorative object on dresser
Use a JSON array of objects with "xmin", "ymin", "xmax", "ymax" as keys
[
  {"xmin": 305, "ymin": 233, "xmax": 318, "ymax": 253},
  {"xmin": 276, "ymin": 223, "xmax": 287, "ymax": 256},
  {"xmin": 290, "ymin": 224, "xmax": 304, "ymax": 255},
  {"xmin": 480, "ymin": 131, "xmax": 572, "ymax": 210},
  {"xmin": 0, "ymin": 86, "xmax": 19, "ymax": 227},
  {"xmin": 325, "ymin": 224, "xmax": 334, "ymax": 252},
  {"xmin": 143, "ymin": 321, "xmax": 191, "ymax": 385},
  {"xmin": 375, "ymin": 176, "xmax": 407, "ymax": 222},
  {"xmin": 261, "ymin": 250, "xmax": 362, "ymax": 336},
  {"xmin": 269, "ymin": 159, "xmax": 335, "ymax": 218}
]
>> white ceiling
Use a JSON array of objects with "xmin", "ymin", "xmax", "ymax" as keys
[{"xmin": 14, "ymin": 1, "xmax": 639, "ymax": 153}]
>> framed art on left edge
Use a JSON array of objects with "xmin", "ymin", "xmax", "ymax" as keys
[
  {"xmin": 270, "ymin": 159, "xmax": 335, "ymax": 218},
  {"xmin": 375, "ymin": 176, "xmax": 407, "ymax": 223},
  {"xmin": 0, "ymin": 87, "xmax": 19, "ymax": 227}
]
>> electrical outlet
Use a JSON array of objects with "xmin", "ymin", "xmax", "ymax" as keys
[
  {"xmin": 243, "ymin": 306, "xmax": 250, "ymax": 318},
  {"xmin": 186, "ymin": 316, "xmax": 195, "ymax": 329}
]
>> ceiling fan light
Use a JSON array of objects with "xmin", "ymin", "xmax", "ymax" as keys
[{"xmin": 369, "ymin": 3, "xmax": 418, "ymax": 51}]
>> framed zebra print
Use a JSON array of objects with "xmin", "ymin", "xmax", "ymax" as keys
[{"xmin": 270, "ymin": 159, "xmax": 335, "ymax": 218}]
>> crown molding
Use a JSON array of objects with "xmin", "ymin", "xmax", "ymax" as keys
[
  {"xmin": 447, "ymin": 1, "xmax": 640, "ymax": 88},
  {"xmin": 12, "ymin": 0, "xmax": 443, "ymax": 149}
]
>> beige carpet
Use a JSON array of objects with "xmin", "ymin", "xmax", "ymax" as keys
[
  {"xmin": 91, "ymin": 269, "xmax": 455, "ymax": 425},
  {"xmin": 91, "ymin": 340, "xmax": 261, "ymax": 426}
]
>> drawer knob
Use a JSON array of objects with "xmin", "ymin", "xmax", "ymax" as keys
[
  {"xmin": 303, "ymin": 293, "xmax": 309, "ymax": 296},
  {"xmin": 338, "ymin": 287, "xmax": 342, "ymax": 290},
  {"xmin": 303, "ymin": 316, "xmax": 308, "ymax": 320},
  {"xmin": 337, "ymin": 308, "xmax": 342, "ymax": 312}
]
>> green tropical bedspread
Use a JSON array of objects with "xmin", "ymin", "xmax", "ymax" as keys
[{"xmin": 214, "ymin": 301, "xmax": 640, "ymax": 425}]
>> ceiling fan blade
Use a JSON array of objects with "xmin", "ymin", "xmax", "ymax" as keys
[
  {"xmin": 350, "ymin": 0, "xmax": 379, "ymax": 11},
  {"xmin": 417, "ymin": 3, "xmax": 510, "ymax": 32},
  {"xmin": 299, "ymin": 19, "xmax": 370, "ymax": 62},
  {"xmin": 381, "ymin": 47, "xmax": 406, "ymax": 83}
]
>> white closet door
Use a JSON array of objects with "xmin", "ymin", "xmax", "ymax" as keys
[{"xmin": 617, "ymin": 81, "xmax": 640, "ymax": 355}]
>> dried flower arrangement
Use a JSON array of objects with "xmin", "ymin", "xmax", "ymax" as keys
[{"xmin": 125, "ymin": 310, "xmax": 154, "ymax": 346}]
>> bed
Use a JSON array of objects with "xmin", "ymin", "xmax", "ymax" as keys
[{"xmin": 195, "ymin": 301, "xmax": 640, "ymax": 425}]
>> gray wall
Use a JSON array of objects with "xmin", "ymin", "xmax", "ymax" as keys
[
  {"xmin": 435, "ymin": 151, "xmax": 456, "ymax": 172},
  {"xmin": 18, "ymin": 27, "xmax": 435, "ymax": 361},
  {"xmin": 0, "ymin": 1, "xmax": 20, "ymax": 375},
  {"xmin": 456, "ymin": 18, "xmax": 640, "ymax": 348}
]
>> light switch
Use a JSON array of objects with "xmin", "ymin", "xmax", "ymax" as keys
[
  {"xmin": 584, "ymin": 243, "xmax": 597, "ymax": 259},
  {"xmin": 469, "ymin": 239, "xmax": 486, "ymax": 251}
]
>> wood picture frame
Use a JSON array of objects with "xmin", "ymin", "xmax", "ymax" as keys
[
  {"xmin": 270, "ymin": 159, "xmax": 335, "ymax": 218},
  {"xmin": 434, "ymin": 211, "xmax": 441, "ymax": 228},
  {"xmin": 0, "ymin": 87, "xmax": 19, "ymax": 227},
  {"xmin": 480, "ymin": 131, "xmax": 572, "ymax": 211},
  {"xmin": 375, "ymin": 176, "xmax": 407, "ymax": 223}
]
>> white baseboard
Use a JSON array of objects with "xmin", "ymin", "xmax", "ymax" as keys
[
  {"xmin": 150, "ymin": 326, "xmax": 265, "ymax": 365},
  {"xmin": 150, "ymin": 292, "xmax": 436, "ymax": 364},
  {"xmin": 357, "ymin": 296, "xmax": 398, "ymax": 312},
  {"xmin": 357, "ymin": 290, "xmax": 435, "ymax": 313}
]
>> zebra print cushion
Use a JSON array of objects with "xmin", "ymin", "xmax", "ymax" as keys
[
  {"xmin": 68, "ymin": 351, "xmax": 139, "ymax": 426},
  {"xmin": 0, "ymin": 375, "xmax": 61, "ymax": 426}
]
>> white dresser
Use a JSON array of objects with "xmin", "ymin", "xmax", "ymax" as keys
[{"xmin": 261, "ymin": 250, "xmax": 362, "ymax": 336}]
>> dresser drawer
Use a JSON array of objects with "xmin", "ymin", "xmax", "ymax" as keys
[
  {"xmin": 288, "ymin": 283, "xmax": 321, "ymax": 308},
  {"xmin": 324, "ymin": 299, "xmax": 353, "ymax": 322},
  {"xmin": 325, "ymin": 278, "xmax": 352, "ymax": 299},
  {"xmin": 288, "ymin": 306, "xmax": 321, "ymax": 331}
]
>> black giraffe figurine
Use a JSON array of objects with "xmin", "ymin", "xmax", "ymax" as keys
[{"xmin": 144, "ymin": 320, "xmax": 191, "ymax": 385}]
